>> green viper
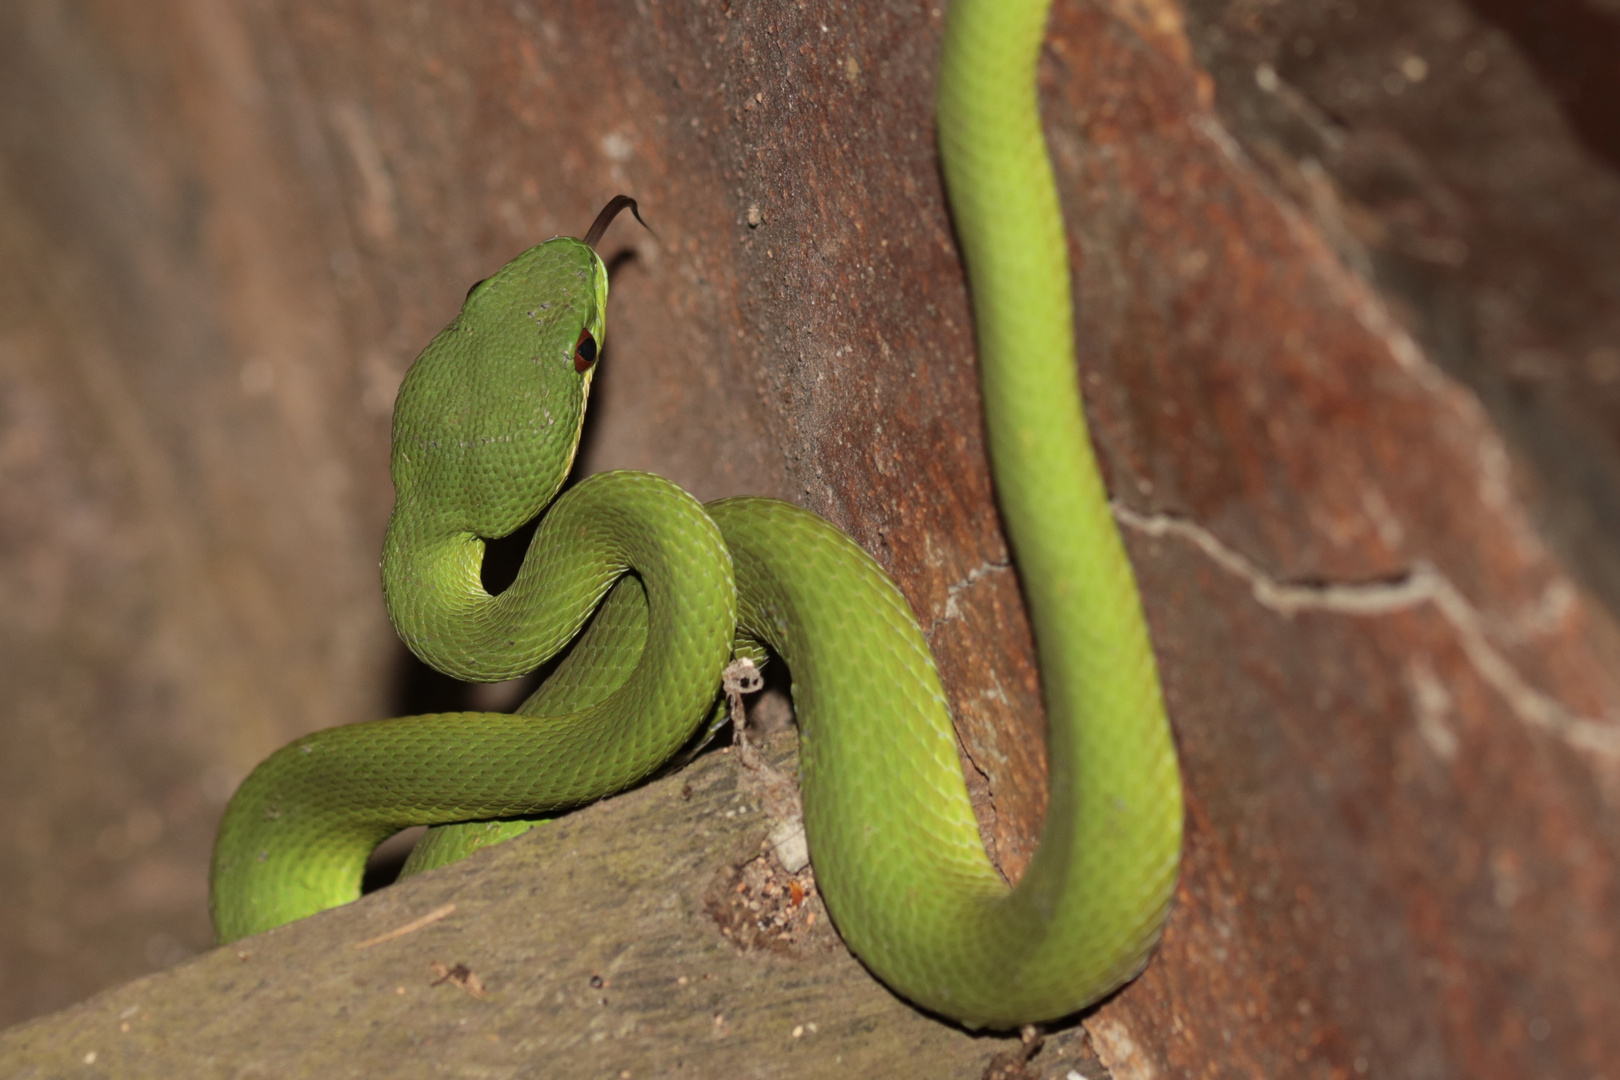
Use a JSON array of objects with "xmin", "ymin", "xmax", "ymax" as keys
[{"xmin": 209, "ymin": 0, "xmax": 1182, "ymax": 1029}]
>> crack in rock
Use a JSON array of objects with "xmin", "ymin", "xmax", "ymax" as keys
[
  {"xmin": 1113, "ymin": 504, "xmax": 1620, "ymax": 760},
  {"xmin": 927, "ymin": 560, "xmax": 1012, "ymax": 636}
]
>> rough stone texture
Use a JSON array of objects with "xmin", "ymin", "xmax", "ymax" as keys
[{"xmin": 1, "ymin": 0, "xmax": 1617, "ymax": 1077}]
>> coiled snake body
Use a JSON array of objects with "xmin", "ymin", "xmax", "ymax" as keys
[{"xmin": 209, "ymin": 0, "xmax": 1182, "ymax": 1029}]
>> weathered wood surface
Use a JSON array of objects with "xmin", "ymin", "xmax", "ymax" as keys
[{"xmin": 0, "ymin": 731, "xmax": 1103, "ymax": 1078}]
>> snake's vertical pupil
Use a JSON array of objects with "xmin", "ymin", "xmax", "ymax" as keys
[{"xmin": 574, "ymin": 328, "xmax": 598, "ymax": 373}]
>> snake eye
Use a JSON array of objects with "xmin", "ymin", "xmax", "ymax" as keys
[
  {"xmin": 464, "ymin": 277, "xmax": 488, "ymax": 301},
  {"xmin": 574, "ymin": 328, "xmax": 598, "ymax": 373}
]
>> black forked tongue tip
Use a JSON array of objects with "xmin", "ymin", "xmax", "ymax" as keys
[{"xmin": 582, "ymin": 195, "xmax": 652, "ymax": 249}]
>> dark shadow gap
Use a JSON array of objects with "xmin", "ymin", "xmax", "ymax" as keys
[
  {"xmin": 1462, "ymin": 0, "xmax": 1620, "ymax": 172},
  {"xmin": 361, "ymin": 826, "xmax": 426, "ymax": 894}
]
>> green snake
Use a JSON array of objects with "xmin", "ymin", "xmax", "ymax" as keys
[{"xmin": 209, "ymin": 0, "xmax": 1182, "ymax": 1029}]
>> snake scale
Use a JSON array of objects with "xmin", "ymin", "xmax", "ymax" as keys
[{"xmin": 209, "ymin": 0, "xmax": 1183, "ymax": 1029}]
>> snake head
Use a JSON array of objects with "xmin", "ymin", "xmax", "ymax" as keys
[{"xmin": 387, "ymin": 236, "xmax": 609, "ymax": 541}]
